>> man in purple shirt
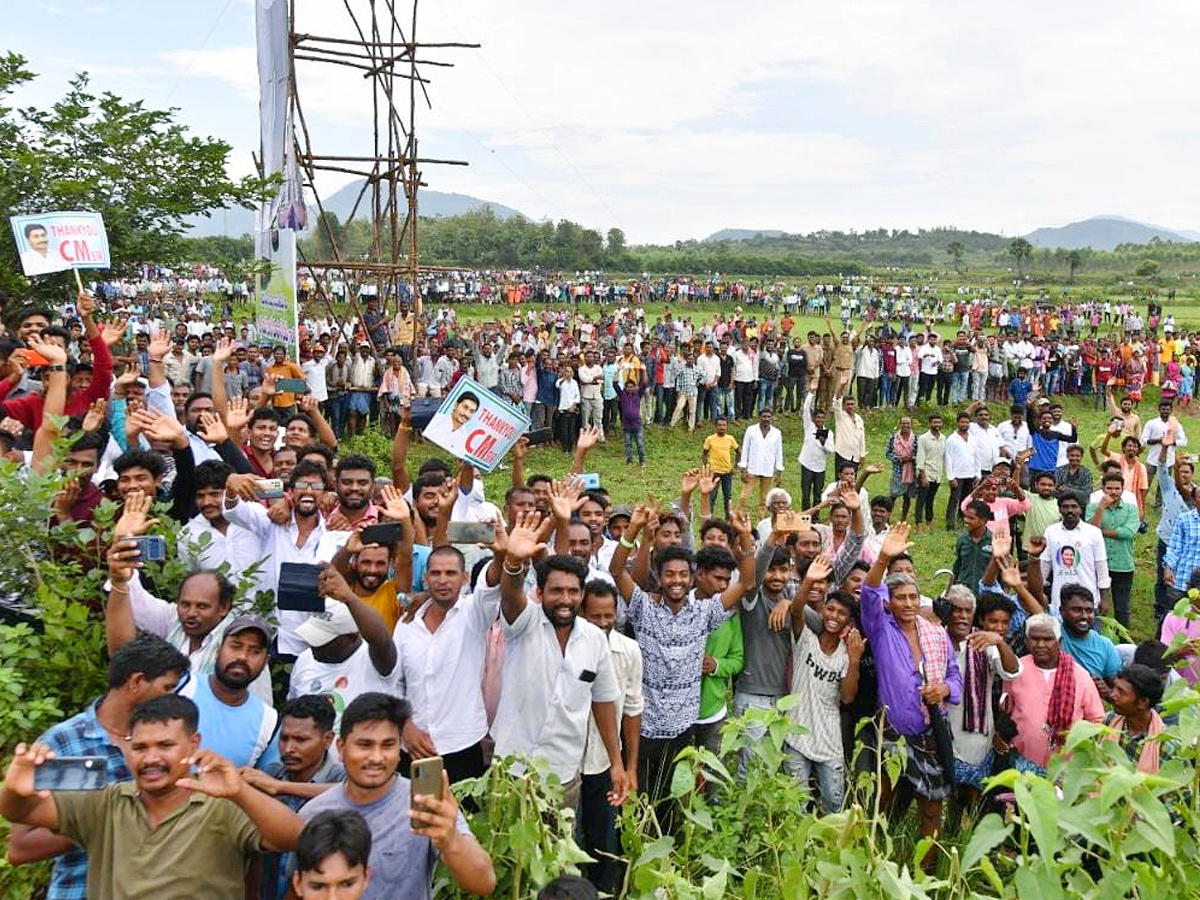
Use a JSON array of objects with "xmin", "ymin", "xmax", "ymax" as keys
[{"xmin": 860, "ymin": 522, "xmax": 961, "ymax": 862}]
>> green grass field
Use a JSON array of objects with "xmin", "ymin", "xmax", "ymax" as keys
[{"xmin": 346, "ymin": 301, "xmax": 1197, "ymax": 643}]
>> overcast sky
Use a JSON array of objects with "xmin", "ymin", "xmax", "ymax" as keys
[{"xmin": 10, "ymin": 0, "xmax": 1200, "ymax": 244}]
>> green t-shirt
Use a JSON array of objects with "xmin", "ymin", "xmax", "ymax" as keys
[{"xmin": 1084, "ymin": 500, "xmax": 1139, "ymax": 572}]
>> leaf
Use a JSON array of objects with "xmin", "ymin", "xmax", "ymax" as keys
[
  {"xmin": 978, "ymin": 856, "xmax": 1005, "ymax": 894},
  {"xmin": 960, "ymin": 812, "xmax": 1012, "ymax": 870},
  {"xmin": 633, "ymin": 835, "xmax": 675, "ymax": 868},
  {"xmin": 670, "ymin": 757, "xmax": 697, "ymax": 798},
  {"xmin": 1013, "ymin": 776, "xmax": 1061, "ymax": 859},
  {"xmin": 701, "ymin": 868, "xmax": 728, "ymax": 900},
  {"xmin": 1128, "ymin": 787, "xmax": 1175, "ymax": 855}
]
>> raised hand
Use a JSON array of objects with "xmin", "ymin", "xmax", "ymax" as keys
[
  {"xmin": 844, "ymin": 627, "xmax": 865, "ymax": 661},
  {"xmin": 628, "ymin": 503, "xmax": 649, "ymax": 533},
  {"xmin": 261, "ymin": 373, "xmax": 277, "ymax": 398},
  {"xmin": 806, "ymin": 552, "xmax": 834, "ymax": 583},
  {"xmin": 149, "ymin": 331, "xmax": 171, "ymax": 360},
  {"xmin": 100, "ymin": 318, "xmax": 129, "ymax": 348},
  {"xmin": 26, "ymin": 333, "xmax": 68, "ymax": 367},
  {"xmin": 2, "ymin": 742, "xmax": 57, "ymax": 800},
  {"xmin": 504, "ymin": 510, "xmax": 547, "ymax": 563},
  {"xmin": 76, "ymin": 291, "xmax": 96, "ymax": 319},
  {"xmin": 131, "ymin": 408, "xmax": 186, "ymax": 448},
  {"xmin": 113, "ymin": 489, "xmax": 156, "ymax": 539},
  {"xmin": 697, "ymin": 464, "xmax": 718, "ymax": 496},
  {"xmin": 197, "ymin": 411, "xmax": 228, "ymax": 445},
  {"xmin": 512, "ymin": 436, "xmax": 529, "ymax": 461},
  {"xmin": 991, "ymin": 529, "xmax": 1012, "ymax": 560},
  {"xmin": 1027, "ymin": 535, "xmax": 1046, "ymax": 557},
  {"xmin": 879, "ymin": 521, "xmax": 914, "ymax": 558},
  {"xmin": 680, "ymin": 467, "xmax": 701, "ymax": 496},
  {"xmin": 379, "ymin": 485, "xmax": 411, "ymax": 522},
  {"xmin": 0, "ymin": 417, "xmax": 25, "ymax": 437},
  {"xmin": 81, "ymin": 398, "xmax": 108, "ymax": 433},
  {"xmin": 863, "ymin": 462, "xmax": 884, "ymax": 476},
  {"xmin": 298, "ymin": 394, "xmax": 318, "ymax": 414},
  {"xmin": 730, "ymin": 509, "xmax": 753, "ymax": 537},
  {"xmin": 576, "ymin": 425, "xmax": 600, "ymax": 450},
  {"xmin": 839, "ymin": 484, "xmax": 861, "ymax": 509},
  {"xmin": 53, "ymin": 479, "xmax": 81, "ymax": 519},
  {"xmin": 224, "ymin": 396, "xmax": 251, "ymax": 432},
  {"xmin": 548, "ymin": 478, "xmax": 580, "ymax": 521},
  {"xmin": 212, "ymin": 338, "xmax": 237, "ymax": 364},
  {"xmin": 317, "ymin": 564, "xmax": 356, "ymax": 605},
  {"xmin": 225, "ymin": 473, "xmax": 264, "ymax": 503},
  {"xmin": 998, "ymin": 557, "xmax": 1024, "ymax": 589}
]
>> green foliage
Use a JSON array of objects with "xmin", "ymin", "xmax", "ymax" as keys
[{"xmin": 0, "ymin": 52, "xmax": 271, "ymax": 308}]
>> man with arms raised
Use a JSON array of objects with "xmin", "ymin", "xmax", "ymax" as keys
[{"xmin": 0, "ymin": 695, "xmax": 304, "ymax": 900}]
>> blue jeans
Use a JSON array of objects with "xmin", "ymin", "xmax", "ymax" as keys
[
  {"xmin": 950, "ymin": 371, "xmax": 968, "ymax": 404},
  {"xmin": 757, "ymin": 379, "xmax": 775, "ymax": 411},
  {"xmin": 623, "ymin": 427, "xmax": 645, "ymax": 462},
  {"xmin": 733, "ymin": 691, "xmax": 779, "ymax": 777},
  {"xmin": 712, "ymin": 386, "xmax": 732, "ymax": 418},
  {"xmin": 783, "ymin": 745, "xmax": 845, "ymax": 814}
]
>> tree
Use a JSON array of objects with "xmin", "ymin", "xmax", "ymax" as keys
[
  {"xmin": 946, "ymin": 240, "xmax": 965, "ymax": 273},
  {"xmin": 1008, "ymin": 238, "xmax": 1034, "ymax": 277},
  {"xmin": 311, "ymin": 211, "xmax": 347, "ymax": 261},
  {"xmin": 0, "ymin": 53, "xmax": 269, "ymax": 310},
  {"xmin": 1066, "ymin": 249, "xmax": 1083, "ymax": 282}
]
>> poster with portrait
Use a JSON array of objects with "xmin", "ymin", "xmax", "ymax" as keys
[
  {"xmin": 9, "ymin": 211, "xmax": 110, "ymax": 277},
  {"xmin": 423, "ymin": 376, "xmax": 530, "ymax": 473}
]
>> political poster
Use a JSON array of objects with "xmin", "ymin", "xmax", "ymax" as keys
[
  {"xmin": 254, "ymin": 227, "xmax": 299, "ymax": 360},
  {"xmin": 9, "ymin": 211, "xmax": 110, "ymax": 277},
  {"xmin": 423, "ymin": 376, "xmax": 530, "ymax": 473}
]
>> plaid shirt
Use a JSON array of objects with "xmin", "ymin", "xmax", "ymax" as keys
[
  {"xmin": 673, "ymin": 363, "xmax": 700, "ymax": 396},
  {"xmin": 1165, "ymin": 508, "xmax": 1200, "ymax": 581},
  {"xmin": 38, "ymin": 699, "xmax": 130, "ymax": 900}
]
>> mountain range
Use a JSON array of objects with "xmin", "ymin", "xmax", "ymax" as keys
[
  {"xmin": 703, "ymin": 217, "xmax": 1199, "ymax": 251},
  {"xmin": 184, "ymin": 180, "xmax": 523, "ymax": 238}
]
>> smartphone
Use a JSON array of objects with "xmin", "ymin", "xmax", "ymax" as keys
[
  {"xmin": 580, "ymin": 472, "xmax": 601, "ymax": 490},
  {"xmin": 129, "ymin": 535, "xmax": 167, "ymax": 562},
  {"xmin": 275, "ymin": 378, "xmax": 311, "ymax": 395},
  {"xmin": 774, "ymin": 511, "xmax": 811, "ymax": 533},
  {"xmin": 360, "ymin": 521, "xmax": 404, "ymax": 546},
  {"xmin": 34, "ymin": 756, "xmax": 107, "ymax": 791},
  {"xmin": 18, "ymin": 348, "xmax": 51, "ymax": 368},
  {"xmin": 446, "ymin": 521, "xmax": 495, "ymax": 545},
  {"xmin": 254, "ymin": 478, "xmax": 285, "ymax": 500},
  {"xmin": 277, "ymin": 562, "xmax": 324, "ymax": 611},
  {"xmin": 410, "ymin": 755, "xmax": 444, "ymax": 805},
  {"xmin": 526, "ymin": 427, "xmax": 554, "ymax": 446}
]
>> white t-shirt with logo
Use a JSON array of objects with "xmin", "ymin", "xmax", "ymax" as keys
[
  {"xmin": 288, "ymin": 640, "xmax": 400, "ymax": 730},
  {"xmin": 786, "ymin": 628, "xmax": 848, "ymax": 763}
]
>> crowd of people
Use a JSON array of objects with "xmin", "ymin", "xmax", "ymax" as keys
[{"xmin": 0, "ymin": 279, "xmax": 1196, "ymax": 899}]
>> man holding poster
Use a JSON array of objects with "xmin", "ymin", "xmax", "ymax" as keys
[{"xmin": 422, "ymin": 377, "xmax": 530, "ymax": 473}]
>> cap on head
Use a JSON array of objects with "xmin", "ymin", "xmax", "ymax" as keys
[{"xmin": 224, "ymin": 615, "xmax": 274, "ymax": 644}]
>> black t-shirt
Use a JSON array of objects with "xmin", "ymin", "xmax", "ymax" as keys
[{"xmin": 786, "ymin": 349, "xmax": 808, "ymax": 379}]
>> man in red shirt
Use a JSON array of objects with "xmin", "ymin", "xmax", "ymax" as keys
[{"xmin": 0, "ymin": 291, "xmax": 114, "ymax": 430}]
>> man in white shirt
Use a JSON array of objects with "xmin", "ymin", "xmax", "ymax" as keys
[
  {"xmin": 577, "ymin": 350, "xmax": 605, "ymax": 440},
  {"xmin": 799, "ymin": 390, "xmax": 835, "ymax": 509},
  {"xmin": 180, "ymin": 460, "xmax": 262, "ymax": 574},
  {"xmin": 1141, "ymin": 398, "xmax": 1188, "ymax": 507},
  {"xmin": 730, "ymin": 341, "xmax": 756, "ymax": 421},
  {"xmin": 738, "ymin": 408, "xmax": 784, "ymax": 514},
  {"xmin": 997, "ymin": 404, "xmax": 1031, "ymax": 462},
  {"xmin": 223, "ymin": 462, "xmax": 348, "ymax": 656},
  {"xmin": 1040, "ymin": 494, "xmax": 1112, "ymax": 614},
  {"xmin": 967, "ymin": 402, "xmax": 1003, "ymax": 477},
  {"xmin": 831, "ymin": 393, "xmax": 867, "ymax": 474},
  {"xmin": 696, "ymin": 342, "xmax": 721, "ymax": 423},
  {"xmin": 917, "ymin": 334, "xmax": 942, "ymax": 404},
  {"xmin": 894, "ymin": 338, "xmax": 914, "ymax": 410},
  {"xmin": 944, "ymin": 410, "xmax": 981, "ymax": 530},
  {"xmin": 392, "ymin": 545, "xmax": 502, "ymax": 783},
  {"xmin": 578, "ymin": 580, "xmax": 643, "ymax": 893},
  {"xmin": 492, "ymin": 528, "xmax": 631, "ymax": 811}
]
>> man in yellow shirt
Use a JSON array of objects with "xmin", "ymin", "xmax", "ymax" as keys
[{"xmin": 702, "ymin": 415, "xmax": 739, "ymax": 518}]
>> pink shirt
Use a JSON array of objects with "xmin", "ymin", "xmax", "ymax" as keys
[
  {"xmin": 1160, "ymin": 614, "xmax": 1200, "ymax": 684},
  {"xmin": 961, "ymin": 494, "xmax": 1031, "ymax": 533},
  {"xmin": 1004, "ymin": 654, "xmax": 1104, "ymax": 768}
]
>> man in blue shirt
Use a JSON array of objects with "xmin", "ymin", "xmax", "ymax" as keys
[
  {"xmin": 6, "ymin": 636, "xmax": 189, "ymax": 900},
  {"xmin": 185, "ymin": 615, "xmax": 278, "ymax": 768},
  {"xmin": 1059, "ymin": 585, "xmax": 1122, "ymax": 688}
]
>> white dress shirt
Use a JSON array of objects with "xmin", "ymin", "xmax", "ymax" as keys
[
  {"xmin": 492, "ymin": 603, "xmax": 619, "ymax": 782},
  {"xmin": 180, "ymin": 514, "xmax": 262, "ymax": 574},
  {"xmin": 393, "ymin": 581, "xmax": 501, "ymax": 755},
  {"xmin": 997, "ymin": 420, "xmax": 1031, "ymax": 459},
  {"xmin": 800, "ymin": 392, "xmax": 834, "ymax": 473},
  {"xmin": 894, "ymin": 345, "xmax": 913, "ymax": 378},
  {"xmin": 223, "ymin": 499, "xmax": 349, "ymax": 656},
  {"xmin": 582, "ymin": 630, "xmax": 644, "ymax": 776},
  {"xmin": 739, "ymin": 424, "xmax": 784, "ymax": 477},
  {"xmin": 1141, "ymin": 416, "xmax": 1187, "ymax": 469},
  {"xmin": 968, "ymin": 422, "xmax": 1003, "ymax": 474},
  {"xmin": 944, "ymin": 431, "xmax": 981, "ymax": 480}
]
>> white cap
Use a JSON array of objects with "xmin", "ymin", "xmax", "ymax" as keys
[{"xmin": 295, "ymin": 600, "xmax": 359, "ymax": 648}]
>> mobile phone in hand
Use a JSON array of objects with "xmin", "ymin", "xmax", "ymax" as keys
[
  {"xmin": 34, "ymin": 757, "xmax": 107, "ymax": 791},
  {"xmin": 410, "ymin": 755, "xmax": 444, "ymax": 806}
]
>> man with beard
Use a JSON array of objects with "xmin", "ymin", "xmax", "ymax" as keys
[
  {"xmin": 327, "ymin": 454, "xmax": 380, "ymax": 531},
  {"xmin": 180, "ymin": 393, "xmax": 222, "ymax": 464},
  {"xmin": 0, "ymin": 695, "xmax": 304, "ymax": 900},
  {"xmin": 5, "ymin": 637, "xmax": 189, "ymax": 900},
  {"xmin": 105, "ymin": 491, "xmax": 273, "ymax": 703},
  {"xmin": 610, "ymin": 505, "xmax": 754, "ymax": 824},
  {"xmin": 242, "ymin": 695, "xmax": 345, "ymax": 900},
  {"xmin": 296, "ymin": 693, "xmax": 496, "ymax": 900},
  {"xmin": 180, "ymin": 460, "xmax": 260, "ymax": 573},
  {"xmin": 181, "ymin": 616, "xmax": 276, "ymax": 767},
  {"xmin": 286, "ymin": 567, "xmax": 399, "ymax": 729},
  {"xmin": 393, "ymin": 540, "xmax": 504, "ymax": 783},
  {"xmin": 494, "ymin": 514, "xmax": 631, "ymax": 811},
  {"xmin": 224, "ymin": 462, "xmax": 348, "ymax": 657}
]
